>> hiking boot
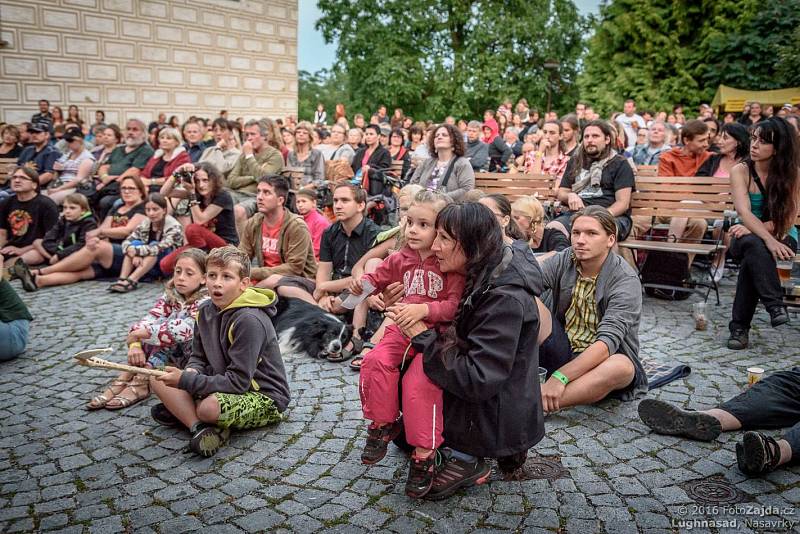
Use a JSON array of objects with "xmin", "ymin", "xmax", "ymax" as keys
[
  {"xmin": 737, "ymin": 431, "xmax": 782, "ymax": 476},
  {"xmin": 768, "ymin": 306, "xmax": 789, "ymax": 327},
  {"xmin": 405, "ymin": 450, "xmax": 440, "ymax": 498},
  {"xmin": 361, "ymin": 419, "xmax": 403, "ymax": 465},
  {"xmin": 425, "ymin": 449, "xmax": 492, "ymax": 501},
  {"xmin": 727, "ymin": 328, "xmax": 749, "ymax": 350},
  {"xmin": 11, "ymin": 260, "xmax": 37, "ymax": 292},
  {"xmin": 189, "ymin": 422, "xmax": 230, "ymax": 457},
  {"xmin": 638, "ymin": 398, "xmax": 722, "ymax": 441},
  {"xmin": 151, "ymin": 403, "xmax": 181, "ymax": 428}
]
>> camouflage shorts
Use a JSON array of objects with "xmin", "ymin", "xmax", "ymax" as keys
[{"xmin": 214, "ymin": 391, "xmax": 284, "ymax": 430}]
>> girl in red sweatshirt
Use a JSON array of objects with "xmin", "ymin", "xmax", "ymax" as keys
[{"xmin": 349, "ymin": 190, "xmax": 464, "ymax": 499}]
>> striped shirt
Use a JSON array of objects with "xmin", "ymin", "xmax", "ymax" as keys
[{"xmin": 565, "ymin": 273, "xmax": 599, "ymax": 353}]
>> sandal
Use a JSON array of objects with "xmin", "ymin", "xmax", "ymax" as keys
[
  {"xmin": 87, "ymin": 378, "xmax": 130, "ymax": 410},
  {"xmin": 328, "ymin": 337, "xmax": 366, "ymax": 362},
  {"xmin": 109, "ymin": 278, "xmax": 138, "ymax": 293},
  {"xmin": 349, "ymin": 343, "xmax": 375, "ymax": 370},
  {"xmin": 105, "ymin": 375, "xmax": 150, "ymax": 410}
]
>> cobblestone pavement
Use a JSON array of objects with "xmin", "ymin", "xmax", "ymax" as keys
[{"xmin": 1, "ymin": 276, "xmax": 799, "ymax": 533}]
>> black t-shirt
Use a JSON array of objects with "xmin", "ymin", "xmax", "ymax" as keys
[
  {"xmin": 531, "ymin": 228, "xmax": 570, "ymax": 253},
  {"xmin": 0, "ymin": 194, "xmax": 59, "ymax": 247},
  {"xmin": 0, "ymin": 145, "xmax": 22, "ymax": 159},
  {"xmin": 201, "ymin": 191, "xmax": 238, "ymax": 245},
  {"xmin": 559, "ymin": 155, "xmax": 635, "ymax": 215},
  {"xmin": 319, "ymin": 216, "xmax": 381, "ymax": 279},
  {"xmin": 107, "ymin": 202, "xmax": 146, "ymax": 244}
]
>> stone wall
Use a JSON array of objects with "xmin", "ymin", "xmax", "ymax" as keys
[{"xmin": 0, "ymin": 0, "xmax": 298, "ymax": 126}]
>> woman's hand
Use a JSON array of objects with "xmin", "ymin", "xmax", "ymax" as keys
[
  {"xmin": 367, "ymin": 294, "xmax": 385, "ymax": 311},
  {"xmin": 53, "ymin": 161, "xmax": 65, "ymax": 171},
  {"xmin": 391, "ymin": 318, "xmax": 428, "ymax": 339},
  {"xmin": 729, "ymin": 224, "xmax": 751, "ymax": 239},
  {"xmin": 126, "ymin": 247, "xmax": 136, "ymax": 258},
  {"xmin": 541, "ymin": 377, "xmax": 567, "ymax": 413},
  {"xmin": 767, "ymin": 237, "xmax": 795, "ymax": 261},
  {"xmin": 387, "ymin": 303, "xmax": 428, "ymax": 329},
  {"xmin": 128, "ymin": 344, "xmax": 146, "ymax": 367}
]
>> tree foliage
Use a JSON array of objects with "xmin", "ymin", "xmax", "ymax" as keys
[
  {"xmin": 314, "ymin": 0, "xmax": 587, "ymax": 121},
  {"xmin": 578, "ymin": 0, "xmax": 800, "ymax": 115},
  {"xmin": 298, "ymin": 68, "xmax": 350, "ymax": 123}
]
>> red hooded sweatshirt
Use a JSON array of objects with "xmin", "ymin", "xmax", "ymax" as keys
[
  {"xmin": 482, "ymin": 119, "xmax": 499, "ymax": 144},
  {"xmin": 362, "ymin": 245, "xmax": 465, "ymax": 327}
]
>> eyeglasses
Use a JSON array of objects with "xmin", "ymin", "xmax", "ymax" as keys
[{"xmin": 120, "ymin": 186, "xmax": 138, "ymax": 192}]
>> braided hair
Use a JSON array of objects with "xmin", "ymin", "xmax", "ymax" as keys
[{"xmin": 435, "ymin": 202, "xmax": 504, "ymax": 347}]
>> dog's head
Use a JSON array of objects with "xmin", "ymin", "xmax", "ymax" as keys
[{"xmin": 307, "ymin": 314, "xmax": 354, "ymax": 359}]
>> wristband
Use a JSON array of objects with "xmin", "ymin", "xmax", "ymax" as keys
[
  {"xmin": 129, "ymin": 341, "xmax": 142, "ymax": 349},
  {"xmin": 552, "ymin": 370, "xmax": 569, "ymax": 385}
]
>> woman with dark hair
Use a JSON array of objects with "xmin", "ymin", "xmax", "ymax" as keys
[
  {"xmin": 159, "ymin": 161, "xmax": 239, "ymax": 274},
  {"xmin": 0, "ymin": 125, "xmax": 23, "ymax": 158},
  {"xmin": 409, "ymin": 124, "xmax": 475, "ymax": 201},
  {"xmin": 387, "ymin": 128, "xmax": 411, "ymax": 181},
  {"xmin": 392, "ymin": 202, "xmax": 544, "ymax": 498},
  {"xmin": 726, "ymin": 117, "xmax": 800, "ymax": 349},
  {"xmin": 168, "ymin": 115, "xmax": 179, "ymax": 129},
  {"xmin": 697, "ymin": 122, "xmax": 750, "ymax": 178},
  {"xmin": 352, "ymin": 124, "xmax": 392, "ymax": 197},
  {"xmin": 478, "ymin": 194, "xmax": 525, "ymax": 244}
]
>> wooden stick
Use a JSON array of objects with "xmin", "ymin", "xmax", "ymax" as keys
[{"xmin": 74, "ymin": 356, "xmax": 167, "ymax": 377}]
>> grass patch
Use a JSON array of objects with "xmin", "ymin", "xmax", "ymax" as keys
[{"xmin": 74, "ymin": 478, "xmax": 87, "ymax": 492}]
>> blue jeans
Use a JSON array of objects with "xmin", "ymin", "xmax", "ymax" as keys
[{"xmin": 0, "ymin": 319, "xmax": 29, "ymax": 361}]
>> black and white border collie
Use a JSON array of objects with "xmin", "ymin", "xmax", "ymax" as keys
[{"xmin": 273, "ymin": 297, "xmax": 353, "ymax": 360}]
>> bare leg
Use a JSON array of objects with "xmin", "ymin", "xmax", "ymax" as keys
[
  {"xmin": 127, "ymin": 256, "xmax": 157, "ymax": 283},
  {"xmin": 35, "ymin": 267, "xmax": 96, "ymax": 288},
  {"xmin": 702, "ymin": 408, "xmax": 743, "ymax": 431},
  {"xmin": 777, "ymin": 440, "xmax": 793, "ymax": 466},
  {"xmin": 196, "ymin": 395, "xmax": 221, "ymax": 424},
  {"xmin": 536, "ymin": 297, "xmax": 551, "ymax": 345},
  {"xmin": 256, "ymin": 274, "xmax": 281, "ymax": 289},
  {"xmin": 39, "ymin": 244, "xmax": 106, "ymax": 275},
  {"xmin": 558, "ymin": 354, "xmax": 636, "ymax": 409},
  {"xmin": 117, "ymin": 256, "xmax": 134, "ymax": 280},
  {"xmin": 18, "ymin": 249, "xmax": 47, "ymax": 266},
  {"xmin": 150, "ymin": 378, "xmax": 201, "ymax": 429},
  {"xmin": 234, "ymin": 204, "xmax": 248, "ymax": 238}
]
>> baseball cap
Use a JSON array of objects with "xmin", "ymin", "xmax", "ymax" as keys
[
  {"xmin": 782, "ymin": 103, "xmax": 793, "ymax": 111},
  {"xmin": 63, "ymin": 127, "xmax": 84, "ymax": 142},
  {"xmin": 28, "ymin": 123, "xmax": 49, "ymax": 133}
]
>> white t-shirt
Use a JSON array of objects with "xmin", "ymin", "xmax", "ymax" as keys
[{"xmin": 616, "ymin": 113, "xmax": 645, "ymax": 151}]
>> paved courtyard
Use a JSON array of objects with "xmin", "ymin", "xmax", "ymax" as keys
[{"xmin": 1, "ymin": 275, "xmax": 799, "ymax": 533}]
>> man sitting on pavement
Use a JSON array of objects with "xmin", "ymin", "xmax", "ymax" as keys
[
  {"xmin": 538, "ymin": 206, "xmax": 648, "ymax": 412},
  {"xmin": 639, "ymin": 367, "xmax": 800, "ymax": 476}
]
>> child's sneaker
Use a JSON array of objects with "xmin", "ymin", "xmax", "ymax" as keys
[
  {"xmin": 361, "ymin": 419, "xmax": 403, "ymax": 465},
  {"xmin": 189, "ymin": 422, "xmax": 230, "ymax": 457},
  {"xmin": 405, "ymin": 450, "xmax": 440, "ymax": 498}
]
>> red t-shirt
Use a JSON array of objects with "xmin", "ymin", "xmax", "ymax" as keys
[{"xmin": 260, "ymin": 212, "xmax": 284, "ymax": 268}]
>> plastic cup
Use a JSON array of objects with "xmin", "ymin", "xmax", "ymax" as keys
[
  {"xmin": 538, "ymin": 367, "xmax": 548, "ymax": 384},
  {"xmin": 776, "ymin": 260, "xmax": 793, "ymax": 285},
  {"xmin": 747, "ymin": 367, "xmax": 764, "ymax": 386},
  {"xmin": 692, "ymin": 302, "xmax": 707, "ymax": 331}
]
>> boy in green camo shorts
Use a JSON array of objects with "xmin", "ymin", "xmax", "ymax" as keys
[{"xmin": 154, "ymin": 245, "xmax": 291, "ymax": 457}]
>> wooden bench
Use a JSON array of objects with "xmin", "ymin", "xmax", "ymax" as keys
[
  {"xmin": 281, "ymin": 167, "xmax": 305, "ymax": 192},
  {"xmin": 636, "ymin": 164, "xmax": 658, "ymax": 177},
  {"xmin": 619, "ymin": 176, "xmax": 734, "ymax": 303},
  {"xmin": 390, "ymin": 160, "xmax": 404, "ymax": 177},
  {"xmin": 0, "ymin": 157, "xmax": 16, "ymax": 186},
  {"xmin": 474, "ymin": 172, "xmax": 556, "ymax": 202}
]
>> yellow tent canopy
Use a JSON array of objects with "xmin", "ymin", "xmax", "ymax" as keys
[{"xmin": 712, "ymin": 84, "xmax": 800, "ymax": 113}]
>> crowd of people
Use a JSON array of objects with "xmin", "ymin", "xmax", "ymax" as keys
[{"xmin": 1, "ymin": 95, "xmax": 799, "ymax": 500}]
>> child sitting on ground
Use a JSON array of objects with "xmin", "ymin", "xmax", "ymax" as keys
[
  {"xmin": 153, "ymin": 245, "xmax": 290, "ymax": 457},
  {"xmin": 351, "ymin": 190, "xmax": 464, "ymax": 499},
  {"xmin": 37, "ymin": 192, "xmax": 97, "ymax": 266},
  {"xmin": 87, "ymin": 248, "xmax": 209, "ymax": 410},
  {"xmin": 110, "ymin": 193, "xmax": 183, "ymax": 293}
]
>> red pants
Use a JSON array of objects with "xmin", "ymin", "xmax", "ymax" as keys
[
  {"xmin": 160, "ymin": 223, "xmax": 228, "ymax": 274},
  {"xmin": 359, "ymin": 325, "xmax": 443, "ymax": 450}
]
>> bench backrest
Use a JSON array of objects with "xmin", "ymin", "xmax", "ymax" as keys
[
  {"xmin": 631, "ymin": 176, "xmax": 733, "ymax": 220},
  {"xmin": 636, "ymin": 165, "xmax": 658, "ymax": 177},
  {"xmin": 390, "ymin": 160, "xmax": 404, "ymax": 175},
  {"xmin": 474, "ymin": 172, "xmax": 555, "ymax": 201},
  {"xmin": 0, "ymin": 158, "xmax": 16, "ymax": 186},
  {"xmin": 281, "ymin": 167, "xmax": 305, "ymax": 191}
]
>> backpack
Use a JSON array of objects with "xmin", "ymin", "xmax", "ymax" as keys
[{"xmin": 640, "ymin": 250, "xmax": 691, "ymax": 301}]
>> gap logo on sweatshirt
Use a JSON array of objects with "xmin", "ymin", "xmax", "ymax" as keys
[{"xmin": 403, "ymin": 268, "xmax": 444, "ymax": 299}]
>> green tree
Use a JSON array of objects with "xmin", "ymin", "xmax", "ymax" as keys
[
  {"xmin": 297, "ymin": 68, "xmax": 351, "ymax": 123},
  {"xmin": 315, "ymin": 0, "xmax": 587, "ymax": 120},
  {"xmin": 578, "ymin": 0, "xmax": 800, "ymax": 115}
]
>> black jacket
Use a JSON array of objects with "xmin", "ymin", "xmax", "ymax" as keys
[
  {"xmin": 416, "ymin": 245, "xmax": 544, "ymax": 457},
  {"xmin": 696, "ymin": 153, "xmax": 723, "ymax": 177},
  {"xmin": 41, "ymin": 212, "xmax": 97, "ymax": 260},
  {"xmin": 487, "ymin": 137, "xmax": 513, "ymax": 171},
  {"xmin": 351, "ymin": 145, "xmax": 392, "ymax": 196}
]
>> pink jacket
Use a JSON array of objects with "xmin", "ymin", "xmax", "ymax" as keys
[
  {"xmin": 363, "ymin": 245, "xmax": 465, "ymax": 327},
  {"xmin": 302, "ymin": 209, "xmax": 331, "ymax": 260}
]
